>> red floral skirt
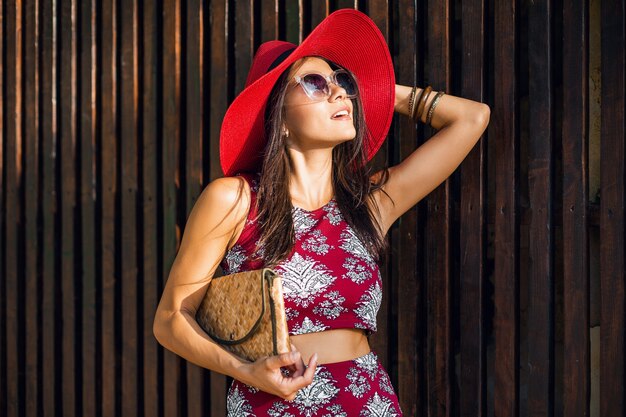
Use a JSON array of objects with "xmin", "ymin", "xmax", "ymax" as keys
[{"xmin": 226, "ymin": 351, "xmax": 403, "ymax": 416}]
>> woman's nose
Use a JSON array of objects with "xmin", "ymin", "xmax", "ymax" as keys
[{"xmin": 329, "ymin": 82, "xmax": 347, "ymax": 101}]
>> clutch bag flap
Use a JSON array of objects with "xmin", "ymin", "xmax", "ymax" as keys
[{"xmin": 195, "ymin": 268, "xmax": 290, "ymax": 361}]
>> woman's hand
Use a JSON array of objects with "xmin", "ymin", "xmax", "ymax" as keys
[{"xmin": 237, "ymin": 349, "xmax": 318, "ymax": 401}]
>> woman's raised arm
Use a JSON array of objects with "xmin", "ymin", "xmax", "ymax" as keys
[{"xmin": 375, "ymin": 84, "xmax": 490, "ymax": 233}]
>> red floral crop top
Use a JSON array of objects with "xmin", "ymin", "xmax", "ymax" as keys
[{"xmin": 219, "ymin": 174, "xmax": 383, "ymax": 336}]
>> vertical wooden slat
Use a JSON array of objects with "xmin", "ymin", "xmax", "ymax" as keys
[
  {"xmin": 79, "ymin": 0, "xmax": 98, "ymax": 415},
  {"xmin": 459, "ymin": 0, "xmax": 487, "ymax": 415},
  {"xmin": 392, "ymin": 1, "xmax": 421, "ymax": 416},
  {"xmin": 425, "ymin": 0, "xmax": 452, "ymax": 415},
  {"xmin": 0, "ymin": 0, "xmax": 5, "ymax": 412},
  {"xmin": 493, "ymin": 0, "xmax": 519, "ymax": 415},
  {"xmin": 527, "ymin": 0, "xmax": 554, "ymax": 415},
  {"xmin": 562, "ymin": 0, "xmax": 590, "ymax": 416},
  {"xmin": 100, "ymin": 0, "xmax": 118, "ymax": 414},
  {"xmin": 234, "ymin": 0, "xmax": 254, "ymax": 95},
  {"xmin": 60, "ymin": 1, "xmax": 78, "ymax": 413},
  {"xmin": 600, "ymin": 0, "xmax": 625, "ymax": 414},
  {"xmin": 283, "ymin": 0, "xmax": 301, "ymax": 44},
  {"xmin": 365, "ymin": 1, "xmax": 391, "ymax": 374},
  {"xmin": 142, "ymin": 0, "xmax": 160, "ymax": 414},
  {"xmin": 260, "ymin": 0, "xmax": 278, "ymax": 41},
  {"xmin": 208, "ymin": 1, "xmax": 229, "ymax": 411},
  {"xmin": 120, "ymin": 0, "xmax": 139, "ymax": 415},
  {"xmin": 24, "ymin": 0, "xmax": 41, "ymax": 415},
  {"xmin": 5, "ymin": 1, "xmax": 23, "ymax": 415},
  {"xmin": 185, "ymin": 0, "xmax": 207, "ymax": 415},
  {"xmin": 308, "ymin": 0, "xmax": 328, "ymax": 28},
  {"xmin": 162, "ymin": 0, "xmax": 182, "ymax": 415},
  {"xmin": 209, "ymin": 0, "xmax": 228, "ymax": 180},
  {"xmin": 41, "ymin": 0, "xmax": 59, "ymax": 414},
  {"xmin": 332, "ymin": 0, "xmax": 355, "ymax": 11}
]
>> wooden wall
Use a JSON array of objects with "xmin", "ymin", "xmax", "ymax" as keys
[{"xmin": 1, "ymin": 0, "xmax": 623, "ymax": 416}]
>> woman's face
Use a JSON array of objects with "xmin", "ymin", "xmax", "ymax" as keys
[{"xmin": 282, "ymin": 57, "xmax": 356, "ymax": 153}]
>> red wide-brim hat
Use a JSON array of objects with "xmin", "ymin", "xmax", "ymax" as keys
[{"xmin": 219, "ymin": 9, "xmax": 395, "ymax": 177}]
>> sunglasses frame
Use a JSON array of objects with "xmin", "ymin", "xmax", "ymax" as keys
[{"xmin": 292, "ymin": 69, "xmax": 359, "ymax": 101}]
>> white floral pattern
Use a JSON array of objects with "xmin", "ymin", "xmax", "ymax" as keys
[
  {"xmin": 312, "ymin": 291, "xmax": 347, "ymax": 320},
  {"xmin": 267, "ymin": 402, "xmax": 295, "ymax": 417},
  {"xmin": 346, "ymin": 367, "xmax": 371, "ymax": 398},
  {"xmin": 227, "ymin": 385, "xmax": 256, "ymax": 417},
  {"xmin": 323, "ymin": 200, "xmax": 342, "ymax": 225},
  {"xmin": 355, "ymin": 352, "xmax": 380, "ymax": 380},
  {"xmin": 293, "ymin": 367, "xmax": 339, "ymax": 417},
  {"xmin": 277, "ymin": 252, "xmax": 336, "ymax": 308},
  {"xmin": 293, "ymin": 208, "xmax": 318, "ymax": 238},
  {"xmin": 339, "ymin": 227, "xmax": 375, "ymax": 266},
  {"xmin": 302, "ymin": 229, "xmax": 332, "ymax": 255},
  {"xmin": 321, "ymin": 404, "xmax": 347, "ymax": 417},
  {"xmin": 291, "ymin": 316, "xmax": 329, "ymax": 335},
  {"xmin": 355, "ymin": 282, "xmax": 382, "ymax": 331},
  {"xmin": 224, "ymin": 244, "xmax": 246, "ymax": 273},
  {"xmin": 378, "ymin": 370, "xmax": 395, "ymax": 395},
  {"xmin": 343, "ymin": 257, "xmax": 371, "ymax": 284},
  {"xmin": 360, "ymin": 392, "xmax": 400, "ymax": 417}
]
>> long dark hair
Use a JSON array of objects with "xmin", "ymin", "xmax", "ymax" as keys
[{"xmin": 256, "ymin": 57, "xmax": 389, "ymax": 266}]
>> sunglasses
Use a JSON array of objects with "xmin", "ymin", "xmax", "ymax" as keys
[{"xmin": 292, "ymin": 69, "xmax": 359, "ymax": 101}]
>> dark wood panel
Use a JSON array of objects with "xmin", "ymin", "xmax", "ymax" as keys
[
  {"xmin": 234, "ymin": 0, "xmax": 254, "ymax": 95},
  {"xmin": 4, "ymin": 2, "xmax": 22, "ymax": 416},
  {"xmin": 209, "ymin": 0, "xmax": 228, "ymax": 181},
  {"xmin": 0, "ymin": 0, "xmax": 5, "ymax": 411},
  {"xmin": 185, "ymin": 0, "xmax": 208, "ymax": 415},
  {"xmin": 393, "ymin": 1, "xmax": 420, "ymax": 415},
  {"xmin": 208, "ymin": 1, "xmax": 230, "ymax": 411},
  {"xmin": 283, "ymin": 0, "xmax": 301, "ymax": 44},
  {"xmin": 459, "ymin": 0, "xmax": 487, "ymax": 415},
  {"xmin": 527, "ymin": 0, "xmax": 554, "ymax": 415},
  {"xmin": 60, "ymin": 1, "xmax": 78, "ymax": 414},
  {"xmin": 492, "ymin": 0, "xmax": 519, "ymax": 415},
  {"xmin": 600, "ymin": 0, "xmax": 626, "ymax": 414},
  {"xmin": 260, "ymin": 0, "xmax": 278, "ymax": 41},
  {"xmin": 40, "ymin": 0, "xmax": 59, "ymax": 414},
  {"xmin": 120, "ymin": 0, "xmax": 139, "ymax": 415},
  {"xmin": 142, "ymin": 0, "xmax": 161, "ymax": 414},
  {"xmin": 162, "ymin": 0, "xmax": 183, "ymax": 415},
  {"xmin": 308, "ymin": 0, "xmax": 328, "ymax": 29},
  {"xmin": 562, "ymin": 0, "xmax": 590, "ymax": 416},
  {"xmin": 425, "ymin": 0, "xmax": 452, "ymax": 415},
  {"xmin": 24, "ymin": 0, "xmax": 40, "ymax": 415},
  {"xmin": 100, "ymin": 0, "xmax": 119, "ymax": 414},
  {"xmin": 79, "ymin": 0, "xmax": 98, "ymax": 415},
  {"xmin": 365, "ymin": 0, "xmax": 390, "ymax": 372}
]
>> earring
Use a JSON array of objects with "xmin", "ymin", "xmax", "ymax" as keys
[{"xmin": 283, "ymin": 129, "xmax": 289, "ymax": 138}]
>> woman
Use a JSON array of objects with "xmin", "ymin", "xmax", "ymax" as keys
[{"xmin": 153, "ymin": 9, "xmax": 489, "ymax": 417}]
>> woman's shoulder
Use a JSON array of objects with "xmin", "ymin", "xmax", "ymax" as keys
[{"xmin": 184, "ymin": 176, "xmax": 254, "ymax": 234}]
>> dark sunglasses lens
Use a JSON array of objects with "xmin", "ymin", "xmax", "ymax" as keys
[
  {"xmin": 301, "ymin": 74, "xmax": 329, "ymax": 98},
  {"xmin": 336, "ymin": 71, "xmax": 357, "ymax": 96}
]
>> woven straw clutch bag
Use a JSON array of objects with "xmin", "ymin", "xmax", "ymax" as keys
[{"xmin": 195, "ymin": 268, "xmax": 291, "ymax": 362}]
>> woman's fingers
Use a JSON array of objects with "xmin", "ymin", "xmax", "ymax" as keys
[
  {"xmin": 264, "ymin": 350, "xmax": 301, "ymax": 371},
  {"xmin": 287, "ymin": 353, "xmax": 318, "ymax": 386}
]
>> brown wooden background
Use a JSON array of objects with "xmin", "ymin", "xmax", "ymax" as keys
[{"xmin": 1, "ymin": 0, "xmax": 624, "ymax": 416}]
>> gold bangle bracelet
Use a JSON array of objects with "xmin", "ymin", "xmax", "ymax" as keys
[
  {"xmin": 407, "ymin": 86, "xmax": 418, "ymax": 119},
  {"xmin": 415, "ymin": 86, "xmax": 432, "ymax": 122},
  {"xmin": 425, "ymin": 91, "xmax": 445, "ymax": 126}
]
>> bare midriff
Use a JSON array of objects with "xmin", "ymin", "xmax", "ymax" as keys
[{"xmin": 290, "ymin": 328, "xmax": 370, "ymax": 365}]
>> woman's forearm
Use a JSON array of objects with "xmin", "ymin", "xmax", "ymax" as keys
[
  {"xmin": 153, "ymin": 309, "xmax": 250, "ymax": 381},
  {"xmin": 394, "ymin": 84, "xmax": 489, "ymax": 130}
]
